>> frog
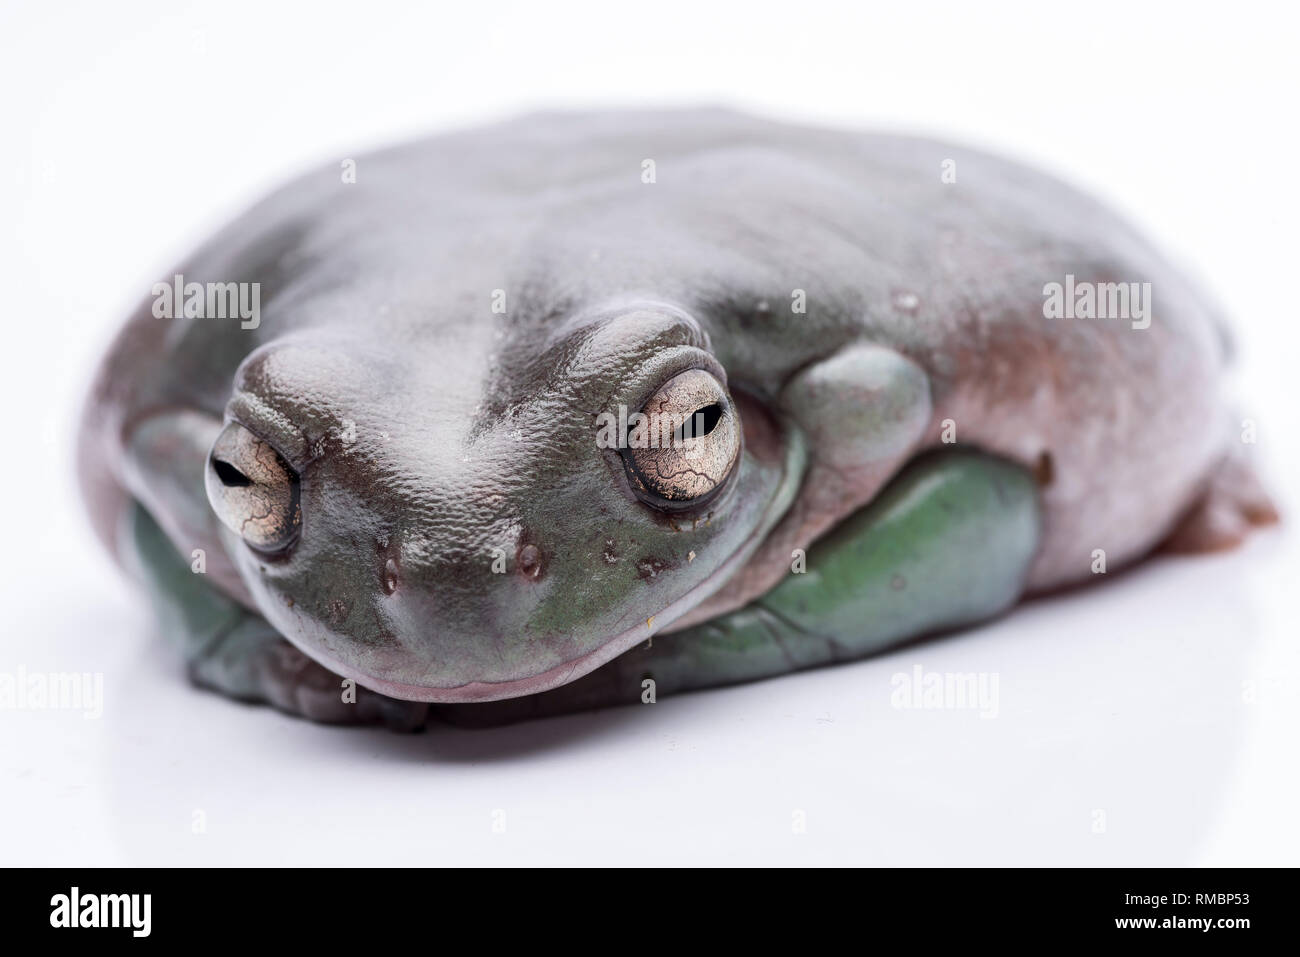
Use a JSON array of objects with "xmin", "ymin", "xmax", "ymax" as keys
[{"xmin": 77, "ymin": 109, "xmax": 1277, "ymax": 729}]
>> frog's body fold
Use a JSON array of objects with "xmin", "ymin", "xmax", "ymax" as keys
[{"xmin": 78, "ymin": 109, "xmax": 1275, "ymax": 727}]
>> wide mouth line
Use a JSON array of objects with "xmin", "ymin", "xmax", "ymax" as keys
[
  {"xmin": 306, "ymin": 528, "xmax": 765, "ymax": 704},
  {"xmin": 307, "ymin": 445, "xmax": 803, "ymax": 704},
  {"xmin": 246, "ymin": 398, "xmax": 806, "ymax": 706}
]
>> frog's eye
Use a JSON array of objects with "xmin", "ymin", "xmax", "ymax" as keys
[
  {"xmin": 205, "ymin": 422, "xmax": 301, "ymax": 553},
  {"xmin": 619, "ymin": 369, "xmax": 741, "ymax": 511}
]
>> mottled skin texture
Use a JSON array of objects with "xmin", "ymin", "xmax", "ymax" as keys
[{"xmin": 79, "ymin": 109, "xmax": 1275, "ymax": 728}]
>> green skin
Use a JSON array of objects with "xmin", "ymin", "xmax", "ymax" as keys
[{"xmin": 80, "ymin": 110, "xmax": 1250, "ymax": 729}]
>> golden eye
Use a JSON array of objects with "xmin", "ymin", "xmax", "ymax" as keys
[
  {"xmin": 205, "ymin": 422, "xmax": 301, "ymax": 552},
  {"xmin": 619, "ymin": 369, "xmax": 741, "ymax": 511}
]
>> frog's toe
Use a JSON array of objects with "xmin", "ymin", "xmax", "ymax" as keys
[
  {"xmin": 187, "ymin": 617, "xmax": 430, "ymax": 731},
  {"xmin": 1162, "ymin": 450, "xmax": 1279, "ymax": 554},
  {"xmin": 126, "ymin": 498, "xmax": 429, "ymax": 731}
]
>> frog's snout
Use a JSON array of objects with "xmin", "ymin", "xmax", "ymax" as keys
[
  {"xmin": 205, "ymin": 316, "xmax": 781, "ymax": 703},
  {"xmin": 203, "ymin": 410, "xmax": 649, "ymax": 702}
]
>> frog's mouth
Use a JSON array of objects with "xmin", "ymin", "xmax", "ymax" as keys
[
  {"xmin": 354, "ymin": 516, "xmax": 789, "ymax": 703},
  {"xmin": 303, "ymin": 407, "xmax": 807, "ymax": 705}
]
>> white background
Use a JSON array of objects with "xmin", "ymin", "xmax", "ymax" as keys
[{"xmin": 1, "ymin": 0, "xmax": 1296, "ymax": 865}]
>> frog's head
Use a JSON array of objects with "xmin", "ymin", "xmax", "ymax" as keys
[{"xmin": 204, "ymin": 301, "xmax": 799, "ymax": 701}]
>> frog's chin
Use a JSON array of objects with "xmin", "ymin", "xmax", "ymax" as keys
[{"xmin": 330, "ymin": 513, "xmax": 776, "ymax": 704}]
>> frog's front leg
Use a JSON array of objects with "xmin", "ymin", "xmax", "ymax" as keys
[
  {"xmin": 439, "ymin": 450, "xmax": 1040, "ymax": 726},
  {"xmin": 118, "ymin": 413, "xmax": 428, "ymax": 730},
  {"xmin": 675, "ymin": 342, "xmax": 933, "ymax": 628}
]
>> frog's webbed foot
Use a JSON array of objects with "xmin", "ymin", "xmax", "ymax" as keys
[
  {"xmin": 188, "ymin": 618, "xmax": 429, "ymax": 731},
  {"xmin": 1162, "ymin": 449, "xmax": 1279, "ymax": 553},
  {"xmin": 124, "ymin": 501, "xmax": 428, "ymax": 731},
  {"xmin": 440, "ymin": 449, "xmax": 1041, "ymax": 726}
]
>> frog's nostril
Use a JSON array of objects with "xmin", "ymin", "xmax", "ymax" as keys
[
  {"xmin": 517, "ymin": 544, "xmax": 544, "ymax": 580},
  {"xmin": 382, "ymin": 558, "xmax": 401, "ymax": 595}
]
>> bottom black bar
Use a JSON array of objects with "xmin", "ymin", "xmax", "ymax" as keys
[{"xmin": 4, "ymin": 866, "xmax": 1287, "ymax": 943}]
